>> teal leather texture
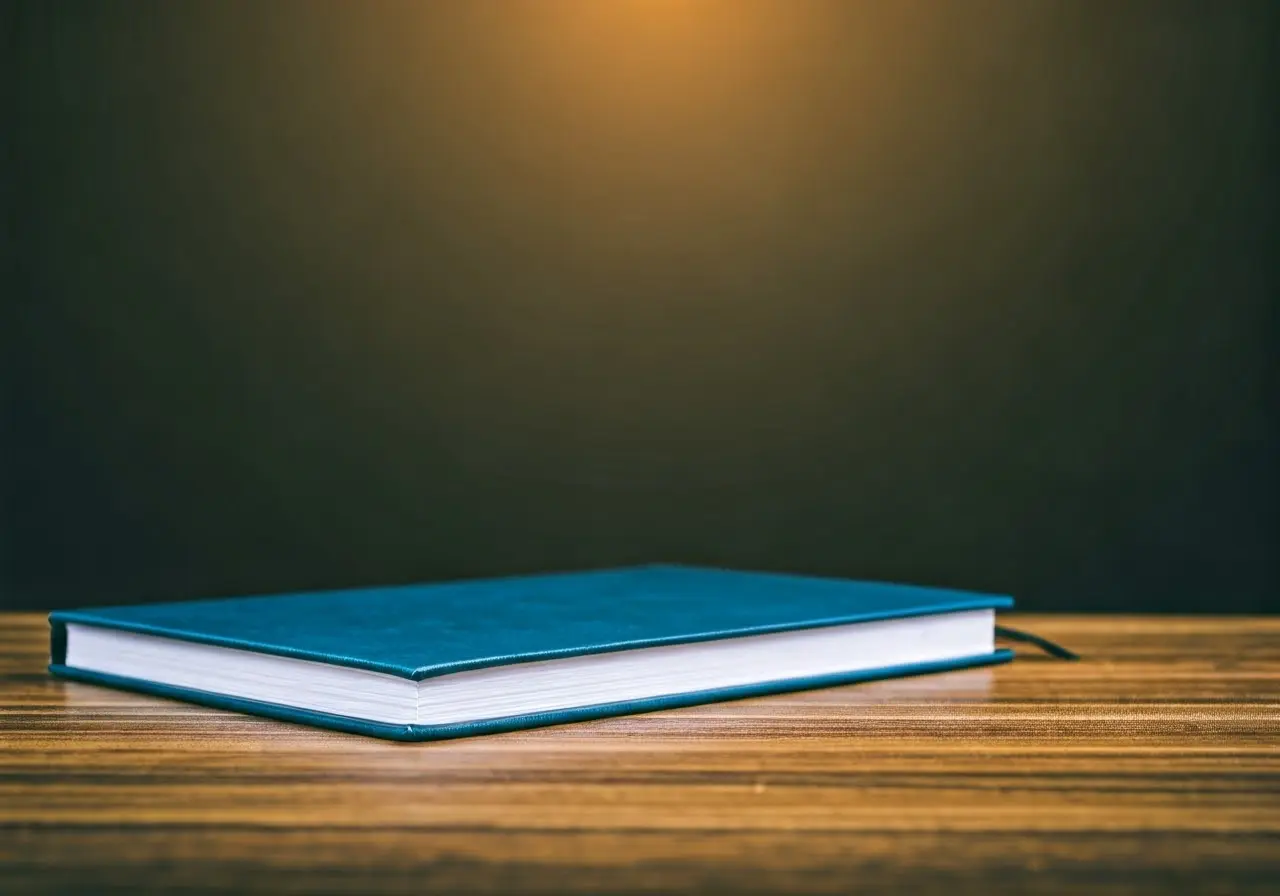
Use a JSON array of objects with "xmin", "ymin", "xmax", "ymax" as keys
[
  {"xmin": 48, "ymin": 650, "xmax": 1014, "ymax": 742},
  {"xmin": 47, "ymin": 563, "xmax": 1015, "ymax": 741},
  {"xmin": 49, "ymin": 563, "xmax": 1013, "ymax": 679}
]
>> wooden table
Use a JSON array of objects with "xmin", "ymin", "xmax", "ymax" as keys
[{"xmin": 2, "ymin": 613, "xmax": 1277, "ymax": 893}]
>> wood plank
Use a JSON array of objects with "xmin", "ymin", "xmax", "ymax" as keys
[{"xmin": 2, "ymin": 612, "xmax": 1278, "ymax": 893}]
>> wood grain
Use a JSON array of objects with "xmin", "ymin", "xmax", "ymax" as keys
[{"xmin": 1, "ymin": 613, "xmax": 1277, "ymax": 893}]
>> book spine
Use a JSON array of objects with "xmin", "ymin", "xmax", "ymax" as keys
[{"xmin": 48, "ymin": 617, "xmax": 67, "ymax": 665}]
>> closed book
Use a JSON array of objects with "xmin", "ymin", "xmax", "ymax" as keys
[{"xmin": 48, "ymin": 564, "xmax": 1014, "ymax": 741}]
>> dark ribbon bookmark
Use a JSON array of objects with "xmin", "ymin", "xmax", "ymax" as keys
[{"xmin": 995, "ymin": 625, "xmax": 1080, "ymax": 661}]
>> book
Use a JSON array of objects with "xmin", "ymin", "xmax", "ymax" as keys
[{"xmin": 48, "ymin": 564, "xmax": 1014, "ymax": 741}]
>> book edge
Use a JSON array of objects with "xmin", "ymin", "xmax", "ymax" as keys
[{"xmin": 48, "ymin": 648, "xmax": 1014, "ymax": 741}]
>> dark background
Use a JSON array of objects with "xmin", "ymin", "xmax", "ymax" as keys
[{"xmin": 3, "ymin": 0, "xmax": 1276, "ymax": 613}]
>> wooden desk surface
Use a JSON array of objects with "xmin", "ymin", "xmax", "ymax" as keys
[{"xmin": 2, "ymin": 613, "xmax": 1277, "ymax": 893}]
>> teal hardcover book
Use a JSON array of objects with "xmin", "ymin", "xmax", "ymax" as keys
[{"xmin": 48, "ymin": 564, "xmax": 1014, "ymax": 741}]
